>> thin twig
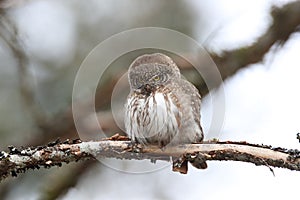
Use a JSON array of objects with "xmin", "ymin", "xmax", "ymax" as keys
[{"xmin": 0, "ymin": 12, "xmax": 47, "ymax": 127}]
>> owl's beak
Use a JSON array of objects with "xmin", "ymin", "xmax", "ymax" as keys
[
  {"xmin": 137, "ymin": 84, "xmax": 153, "ymax": 95},
  {"xmin": 143, "ymin": 84, "xmax": 152, "ymax": 92}
]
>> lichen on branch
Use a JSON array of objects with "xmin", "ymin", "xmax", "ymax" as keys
[{"xmin": 1, "ymin": 137, "xmax": 300, "ymax": 181}]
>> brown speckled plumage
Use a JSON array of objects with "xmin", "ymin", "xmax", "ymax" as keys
[{"xmin": 125, "ymin": 53, "xmax": 203, "ymax": 147}]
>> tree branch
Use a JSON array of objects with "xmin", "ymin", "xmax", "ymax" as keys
[
  {"xmin": 0, "ymin": 11, "xmax": 48, "ymax": 127},
  {"xmin": 193, "ymin": 1, "xmax": 300, "ymax": 95},
  {"xmin": 1, "ymin": 138, "xmax": 300, "ymax": 181}
]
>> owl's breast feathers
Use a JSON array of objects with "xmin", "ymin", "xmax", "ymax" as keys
[{"xmin": 125, "ymin": 87, "xmax": 181, "ymax": 145}]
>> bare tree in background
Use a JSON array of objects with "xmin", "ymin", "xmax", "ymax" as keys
[{"xmin": 0, "ymin": 1, "xmax": 300, "ymax": 199}]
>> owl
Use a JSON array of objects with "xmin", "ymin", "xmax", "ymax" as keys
[{"xmin": 124, "ymin": 53, "xmax": 203, "ymax": 147}]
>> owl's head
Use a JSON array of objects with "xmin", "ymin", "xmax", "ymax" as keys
[{"xmin": 128, "ymin": 53, "xmax": 181, "ymax": 92}]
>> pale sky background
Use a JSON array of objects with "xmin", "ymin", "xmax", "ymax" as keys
[{"xmin": 4, "ymin": 0, "xmax": 300, "ymax": 199}]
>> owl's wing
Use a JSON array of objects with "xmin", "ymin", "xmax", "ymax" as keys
[{"xmin": 177, "ymin": 79, "xmax": 203, "ymax": 141}]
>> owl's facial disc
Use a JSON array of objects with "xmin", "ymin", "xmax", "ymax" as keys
[
  {"xmin": 130, "ymin": 64, "xmax": 170, "ymax": 92},
  {"xmin": 135, "ymin": 73, "xmax": 161, "ymax": 95},
  {"xmin": 128, "ymin": 53, "xmax": 181, "ymax": 95}
]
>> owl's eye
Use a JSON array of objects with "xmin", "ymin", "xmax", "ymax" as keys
[
  {"xmin": 153, "ymin": 75, "xmax": 160, "ymax": 81},
  {"xmin": 132, "ymin": 75, "xmax": 142, "ymax": 87},
  {"xmin": 138, "ymin": 76, "xmax": 143, "ymax": 83}
]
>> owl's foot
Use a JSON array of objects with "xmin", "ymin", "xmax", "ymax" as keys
[{"xmin": 104, "ymin": 133, "xmax": 130, "ymax": 141}]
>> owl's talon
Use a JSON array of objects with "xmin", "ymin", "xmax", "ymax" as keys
[{"xmin": 104, "ymin": 133, "xmax": 130, "ymax": 141}]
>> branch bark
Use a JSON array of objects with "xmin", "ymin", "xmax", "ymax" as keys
[{"xmin": 1, "ymin": 138, "xmax": 300, "ymax": 181}]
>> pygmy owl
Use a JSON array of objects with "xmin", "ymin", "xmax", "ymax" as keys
[{"xmin": 125, "ymin": 53, "xmax": 203, "ymax": 147}]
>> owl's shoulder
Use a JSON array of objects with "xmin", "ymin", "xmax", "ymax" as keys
[{"xmin": 169, "ymin": 78, "xmax": 201, "ymax": 99}]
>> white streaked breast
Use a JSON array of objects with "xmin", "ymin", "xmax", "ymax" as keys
[{"xmin": 125, "ymin": 92, "xmax": 180, "ymax": 144}]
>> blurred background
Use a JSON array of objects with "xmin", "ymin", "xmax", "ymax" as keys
[{"xmin": 1, "ymin": 0, "xmax": 300, "ymax": 199}]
